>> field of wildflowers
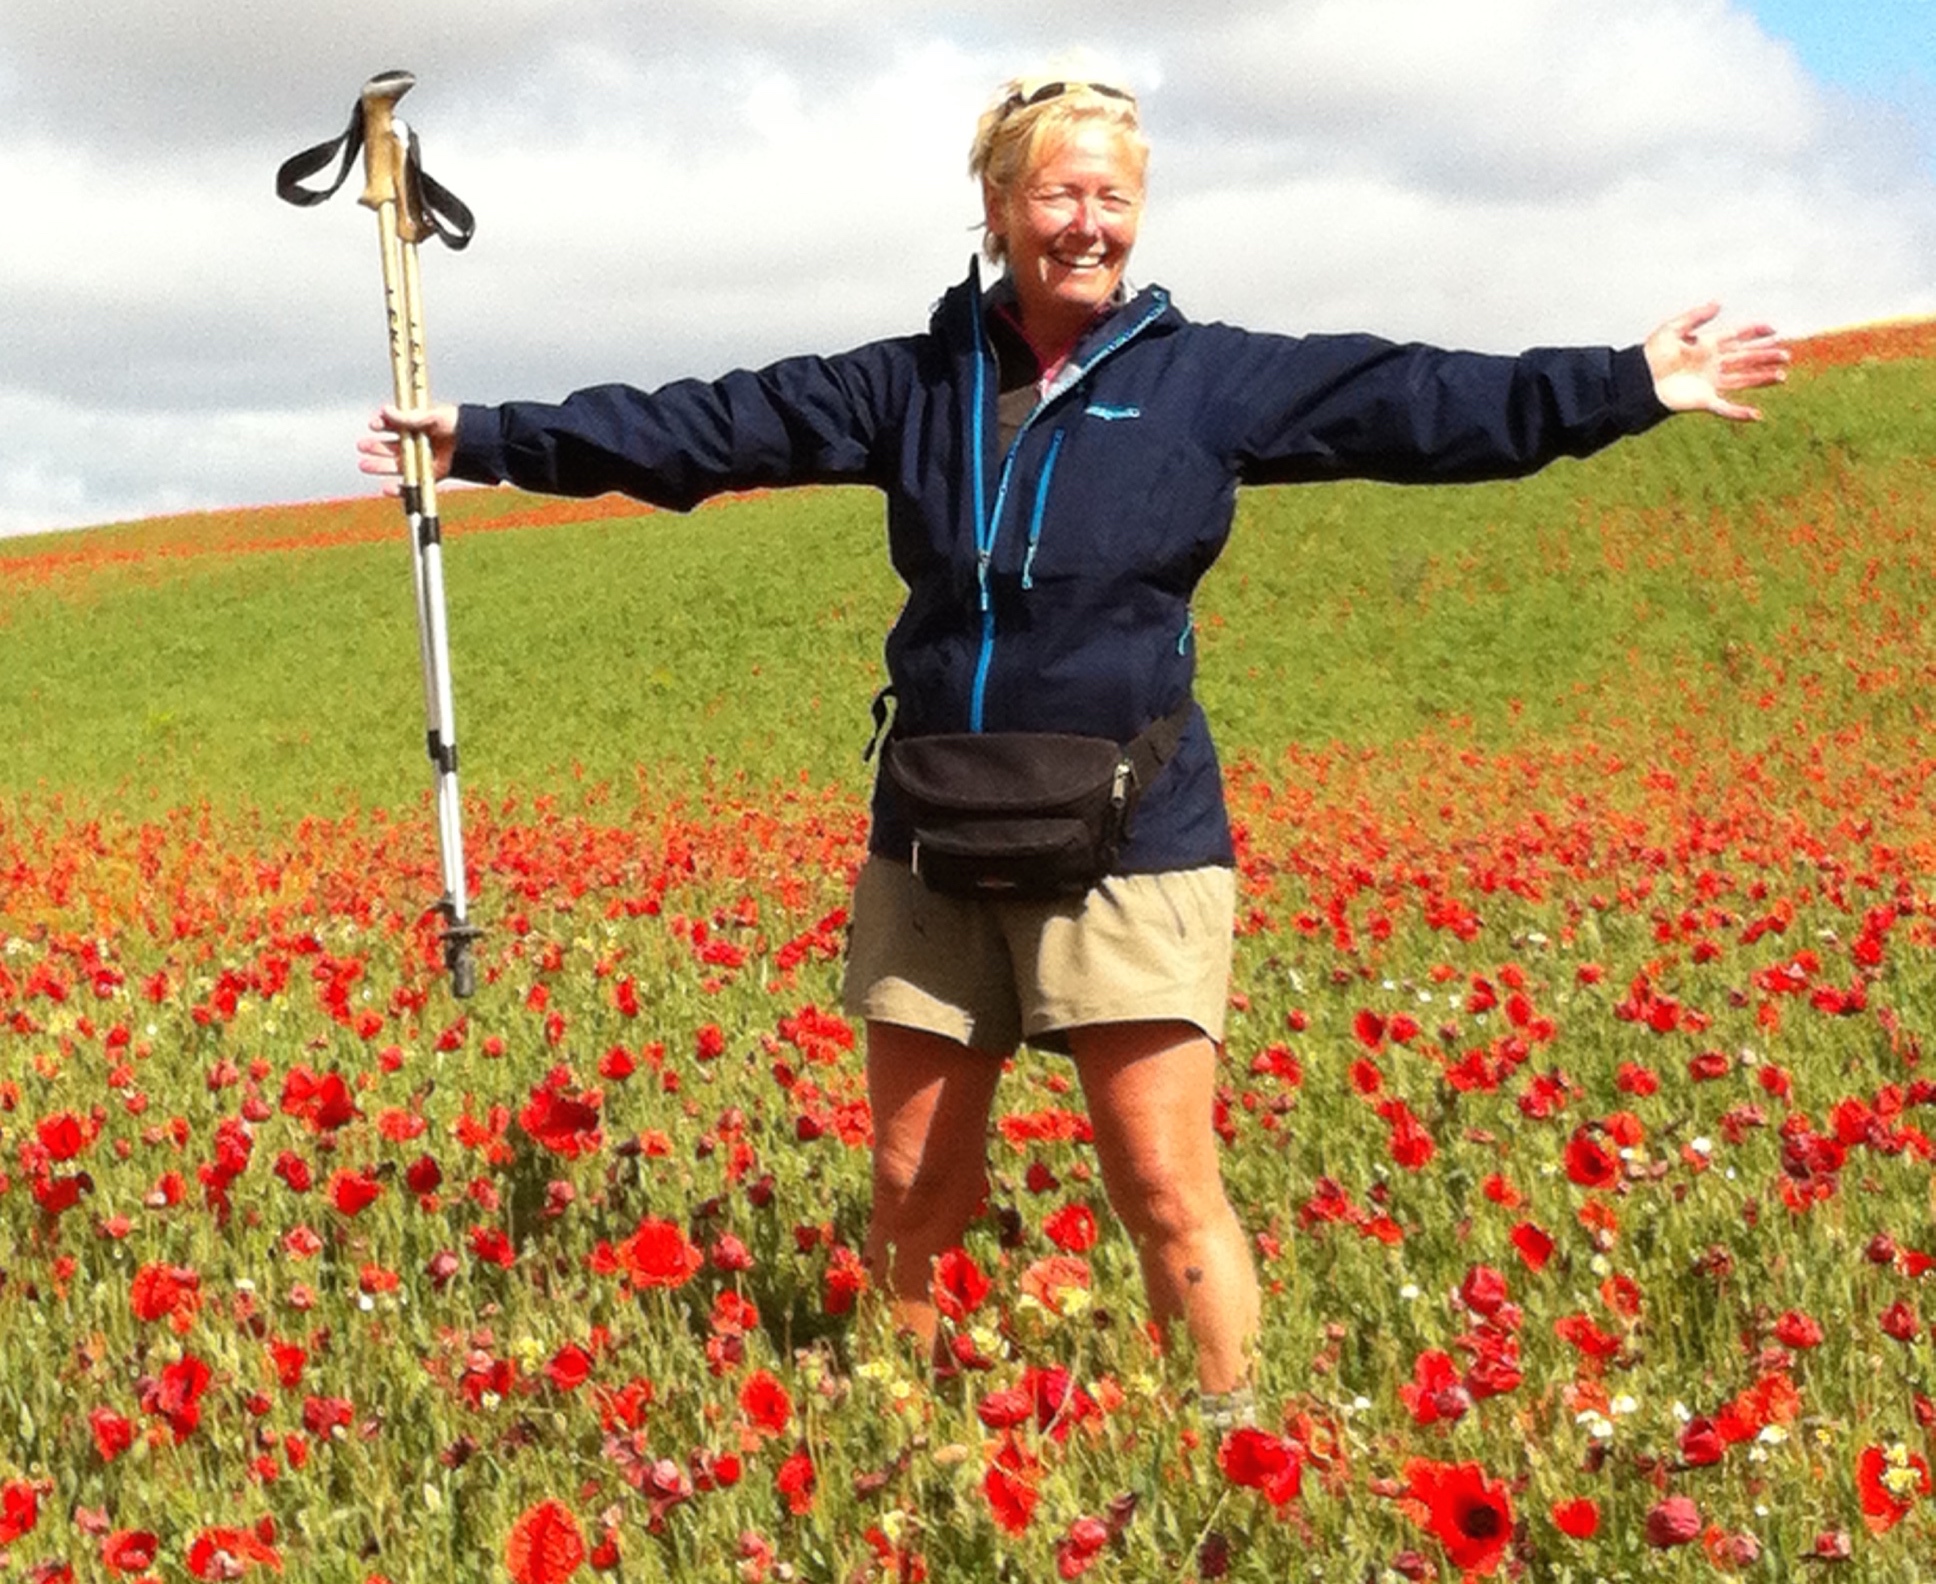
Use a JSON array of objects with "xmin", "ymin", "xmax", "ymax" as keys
[{"xmin": 1, "ymin": 321, "xmax": 1933, "ymax": 1581}]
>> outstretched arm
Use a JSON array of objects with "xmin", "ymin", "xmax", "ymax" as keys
[{"xmin": 1644, "ymin": 304, "xmax": 1789, "ymax": 422}]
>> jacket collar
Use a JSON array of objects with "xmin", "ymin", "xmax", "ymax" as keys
[{"xmin": 937, "ymin": 257, "xmax": 1172, "ymax": 367}]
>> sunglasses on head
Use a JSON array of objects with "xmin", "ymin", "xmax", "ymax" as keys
[{"xmin": 999, "ymin": 80, "xmax": 1135, "ymax": 119}]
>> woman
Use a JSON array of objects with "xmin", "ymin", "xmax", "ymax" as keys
[{"xmin": 361, "ymin": 74, "xmax": 1787, "ymax": 1419}]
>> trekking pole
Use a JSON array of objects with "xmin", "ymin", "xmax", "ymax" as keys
[{"xmin": 277, "ymin": 70, "xmax": 483, "ymax": 996}]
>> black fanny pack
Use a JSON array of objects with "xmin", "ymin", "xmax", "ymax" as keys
[{"xmin": 881, "ymin": 699, "xmax": 1193, "ymax": 899}]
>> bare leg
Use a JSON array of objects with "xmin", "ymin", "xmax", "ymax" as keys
[
  {"xmin": 1068, "ymin": 1019, "xmax": 1259, "ymax": 1394},
  {"xmin": 862, "ymin": 1020, "xmax": 1007, "ymax": 1353}
]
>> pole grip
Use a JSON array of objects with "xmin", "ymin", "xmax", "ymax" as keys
[{"xmin": 357, "ymin": 71, "xmax": 416, "ymax": 229}]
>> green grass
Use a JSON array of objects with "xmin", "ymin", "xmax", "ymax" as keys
[{"xmin": 3, "ymin": 356, "xmax": 1930, "ymax": 814}]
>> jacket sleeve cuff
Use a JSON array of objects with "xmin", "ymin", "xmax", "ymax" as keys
[
  {"xmin": 449, "ymin": 403, "xmax": 507, "ymax": 486},
  {"xmin": 1613, "ymin": 345, "xmax": 1673, "ymax": 433}
]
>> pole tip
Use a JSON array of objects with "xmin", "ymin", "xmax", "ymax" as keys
[{"xmin": 361, "ymin": 69, "xmax": 417, "ymax": 104}]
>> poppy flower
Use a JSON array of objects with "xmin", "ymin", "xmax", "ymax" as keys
[
  {"xmin": 1772, "ymin": 1308, "xmax": 1824, "ymax": 1349},
  {"xmin": 185, "ymin": 1523, "xmax": 282, "ymax": 1578},
  {"xmin": 1217, "ymin": 1428, "xmax": 1303, "ymax": 1506},
  {"xmin": 1458, "ymin": 1264, "xmax": 1509, "ymax": 1316},
  {"xmin": 544, "ymin": 1343, "xmax": 594, "ymax": 1393},
  {"xmin": 931, "ymin": 1248, "xmax": 993, "ymax": 1320},
  {"xmin": 775, "ymin": 1445, "xmax": 816, "ymax": 1516},
  {"xmin": 36, "ymin": 1112, "xmax": 86, "ymax": 1161},
  {"xmin": 1019, "ymin": 1255, "xmax": 1093, "ymax": 1314},
  {"xmin": 1644, "ymin": 1495, "xmax": 1701, "ymax": 1548},
  {"xmin": 738, "ymin": 1369, "xmax": 792, "ymax": 1437},
  {"xmin": 1399, "ymin": 1350, "xmax": 1468, "ymax": 1426},
  {"xmin": 1401, "ymin": 1458, "xmax": 1514, "ymax": 1577},
  {"xmin": 1043, "ymin": 1202, "xmax": 1099, "ymax": 1253},
  {"xmin": 327, "ymin": 1169, "xmax": 384, "ymax": 1217},
  {"xmin": 1563, "ymin": 1130, "xmax": 1620, "ymax": 1189},
  {"xmin": 1856, "ymin": 1443, "xmax": 1932, "ymax": 1534},
  {"xmin": 129, "ymin": 1262, "xmax": 202, "ymax": 1329},
  {"xmin": 141, "ymin": 1354, "xmax": 213, "ymax": 1441},
  {"xmin": 0, "ymin": 1481, "xmax": 39, "ymax": 1545},
  {"xmin": 1509, "ymin": 1222, "xmax": 1554, "ymax": 1272},
  {"xmin": 101, "ymin": 1529, "xmax": 159, "ymax": 1573},
  {"xmin": 1878, "ymin": 1300, "xmax": 1921, "ymax": 1343},
  {"xmin": 517, "ymin": 1081, "xmax": 603, "ymax": 1158},
  {"xmin": 1055, "ymin": 1516, "xmax": 1111, "ymax": 1580},
  {"xmin": 822, "ymin": 1244, "xmax": 868, "ymax": 1315},
  {"xmin": 616, "ymin": 1217, "xmax": 703, "ymax": 1290},
  {"xmin": 1678, "ymin": 1416, "xmax": 1725, "ymax": 1467},
  {"xmin": 983, "ymin": 1433, "xmax": 1042, "ymax": 1536},
  {"xmin": 976, "ymin": 1385, "xmax": 1033, "ymax": 1431},
  {"xmin": 1550, "ymin": 1498, "xmax": 1598, "ymax": 1539},
  {"xmin": 504, "ymin": 1500, "xmax": 586, "ymax": 1584},
  {"xmin": 88, "ymin": 1408, "xmax": 134, "ymax": 1462}
]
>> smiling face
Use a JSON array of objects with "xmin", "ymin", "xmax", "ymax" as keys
[{"xmin": 984, "ymin": 121, "xmax": 1145, "ymax": 352}]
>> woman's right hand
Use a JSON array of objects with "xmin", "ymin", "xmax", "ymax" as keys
[{"xmin": 356, "ymin": 403, "xmax": 460, "ymax": 493}]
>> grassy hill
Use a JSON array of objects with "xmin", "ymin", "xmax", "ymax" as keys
[{"xmin": 2, "ymin": 320, "xmax": 1931, "ymax": 816}]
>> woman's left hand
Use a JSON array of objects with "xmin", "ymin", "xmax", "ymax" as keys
[{"xmin": 1644, "ymin": 304, "xmax": 1789, "ymax": 422}]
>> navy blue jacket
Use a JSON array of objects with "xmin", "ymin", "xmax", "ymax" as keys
[{"xmin": 451, "ymin": 262, "xmax": 1669, "ymax": 872}]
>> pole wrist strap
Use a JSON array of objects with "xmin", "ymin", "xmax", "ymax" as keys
[{"xmin": 274, "ymin": 98, "xmax": 476, "ymax": 250}]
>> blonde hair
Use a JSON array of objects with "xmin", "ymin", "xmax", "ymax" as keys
[{"xmin": 969, "ymin": 75, "xmax": 1147, "ymax": 265}]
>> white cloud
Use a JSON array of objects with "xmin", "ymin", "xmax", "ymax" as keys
[{"xmin": 0, "ymin": 0, "xmax": 1931, "ymax": 535}]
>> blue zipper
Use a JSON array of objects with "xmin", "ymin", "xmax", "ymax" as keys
[
  {"xmin": 1020, "ymin": 428, "xmax": 1066, "ymax": 591},
  {"xmin": 966, "ymin": 289, "xmax": 1170, "ymax": 732}
]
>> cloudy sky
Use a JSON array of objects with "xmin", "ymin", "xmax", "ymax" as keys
[{"xmin": 3, "ymin": 0, "xmax": 1932, "ymax": 538}]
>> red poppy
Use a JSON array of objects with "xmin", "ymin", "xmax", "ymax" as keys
[
  {"xmin": 1856, "ymin": 1443, "xmax": 1932, "ymax": 1534},
  {"xmin": 1381, "ymin": 1099, "xmax": 1436, "ymax": 1170},
  {"xmin": 1550, "ymin": 1498, "xmax": 1598, "ymax": 1539},
  {"xmin": 469, "ymin": 1225, "xmax": 517, "ymax": 1269},
  {"xmin": 301, "ymin": 1395, "xmax": 354, "ymax": 1438},
  {"xmin": 185, "ymin": 1523, "xmax": 282, "ymax": 1578},
  {"xmin": 328, "ymin": 1168, "xmax": 384, "ymax": 1217},
  {"xmin": 1458, "ymin": 1264, "xmax": 1509, "ymax": 1316},
  {"xmin": 775, "ymin": 1445, "xmax": 816, "ymax": 1515},
  {"xmin": 101, "ymin": 1529, "xmax": 159, "ymax": 1574},
  {"xmin": 823, "ymin": 1244, "xmax": 868, "ymax": 1315},
  {"xmin": 616, "ymin": 1217, "xmax": 703, "ymax": 1290},
  {"xmin": 1509, "ymin": 1221, "xmax": 1554, "ymax": 1272},
  {"xmin": 932, "ymin": 1247, "xmax": 993, "ymax": 1320},
  {"xmin": 36, "ymin": 1112, "xmax": 86, "ymax": 1161},
  {"xmin": 129, "ymin": 1262, "xmax": 202, "ymax": 1328},
  {"xmin": 1644, "ymin": 1495, "xmax": 1701, "ymax": 1548},
  {"xmin": 518, "ymin": 1081, "xmax": 603, "ymax": 1158},
  {"xmin": 1678, "ymin": 1417, "xmax": 1725, "ymax": 1466},
  {"xmin": 1217, "ymin": 1428, "xmax": 1303, "ymax": 1506},
  {"xmin": 976, "ymin": 1385, "xmax": 1032, "ymax": 1430},
  {"xmin": 1399, "ymin": 1350, "xmax": 1467, "ymax": 1426},
  {"xmin": 1553, "ymin": 1312, "xmax": 1623, "ymax": 1361},
  {"xmin": 88, "ymin": 1408, "xmax": 134, "ymax": 1462},
  {"xmin": 1879, "ymin": 1300, "xmax": 1922, "ymax": 1343},
  {"xmin": 1043, "ymin": 1203, "xmax": 1100, "ymax": 1253},
  {"xmin": 983, "ymin": 1433, "xmax": 1041, "ymax": 1536},
  {"xmin": 1774, "ymin": 1309, "xmax": 1824, "ymax": 1349},
  {"xmin": 544, "ymin": 1343, "xmax": 594, "ymax": 1392},
  {"xmin": 141, "ymin": 1354, "xmax": 212, "ymax": 1441},
  {"xmin": 1055, "ymin": 1516, "xmax": 1111, "ymax": 1581},
  {"xmin": 738, "ymin": 1369, "xmax": 793, "ymax": 1437},
  {"xmin": 0, "ymin": 1481, "xmax": 39, "ymax": 1545},
  {"xmin": 1400, "ymin": 1458, "xmax": 1514, "ymax": 1578},
  {"xmin": 505, "ymin": 1500, "xmax": 586, "ymax": 1584},
  {"xmin": 1563, "ymin": 1130, "xmax": 1620, "ymax": 1189}
]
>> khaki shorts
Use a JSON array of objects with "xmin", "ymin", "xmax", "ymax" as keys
[{"xmin": 841, "ymin": 857, "xmax": 1236, "ymax": 1054}]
